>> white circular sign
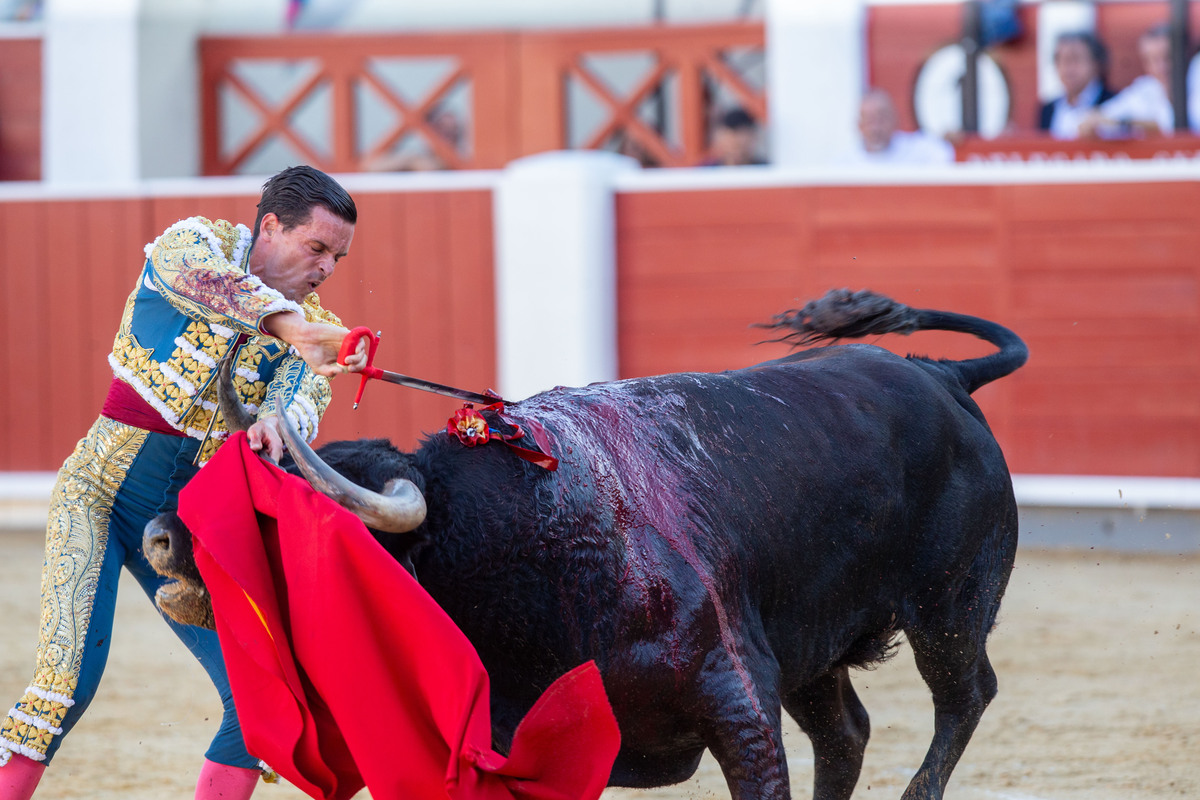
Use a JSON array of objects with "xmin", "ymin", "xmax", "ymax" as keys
[{"xmin": 914, "ymin": 44, "xmax": 1011, "ymax": 138}]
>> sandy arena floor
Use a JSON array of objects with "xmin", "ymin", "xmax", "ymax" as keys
[{"xmin": 1, "ymin": 528, "xmax": 1197, "ymax": 800}]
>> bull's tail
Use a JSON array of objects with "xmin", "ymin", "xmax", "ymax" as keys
[{"xmin": 758, "ymin": 289, "xmax": 1028, "ymax": 394}]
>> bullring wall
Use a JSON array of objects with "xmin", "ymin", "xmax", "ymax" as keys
[
  {"xmin": 0, "ymin": 175, "xmax": 497, "ymax": 470},
  {"xmin": 0, "ymin": 166, "xmax": 1197, "ymax": 482},
  {"xmin": 612, "ymin": 169, "xmax": 1200, "ymax": 480}
]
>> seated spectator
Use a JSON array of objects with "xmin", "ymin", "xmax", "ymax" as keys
[
  {"xmin": 1078, "ymin": 23, "xmax": 1196, "ymax": 138},
  {"xmin": 1039, "ymin": 31, "xmax": 1115, "ymax": 139},
  {"xmin": 837, "ymin": 88, "xmax": 955, "ymax": 165},
  {"xmin": 698, "ymin": 107, "xmax": 766, "ymax": 166},
  {"xmin": 613, "ymin": 131, "xmax": 659, "ymax": 168}
]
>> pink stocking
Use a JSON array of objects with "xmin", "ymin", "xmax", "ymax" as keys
[
  {"xmin": 0, "ymin": 753, "xmax": 47, "ymax": 800},
  {"xmin": 194, "ymin": 759, "xmax": 259, "ymax": 800}
]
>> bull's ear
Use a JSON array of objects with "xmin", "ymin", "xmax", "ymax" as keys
[{"xmin": 143, "ymin": 513, "xmax": 218, "ymax": 631}]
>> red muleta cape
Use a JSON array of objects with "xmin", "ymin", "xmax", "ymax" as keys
[{"xmin": 177, "ymin": 434, "xmax": 620, "ymax": 800}]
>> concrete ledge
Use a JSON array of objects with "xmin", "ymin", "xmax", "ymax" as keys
[
  {"xmin": 1019, "ymin": 507, "xmax": 1199, "ymax": 555},
  {"xmin": 1012, "ymin": 474, "xmax": 1200, "ymax": 511},
  {"xmin": 0, "ymin": 472, "xmax": 56, "ymax": 500},
  {"xmin": 1011, "ymin": 476, "xmax": 1200, "ymax": 555},
  {"xmin": 0, "ymin": 472, "xmax": 55, "ymax": 531}
]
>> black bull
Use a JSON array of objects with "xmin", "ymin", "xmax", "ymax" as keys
[{"xmin": 145, "ymin": 290, "xmax": 1028, "ymax": 800}]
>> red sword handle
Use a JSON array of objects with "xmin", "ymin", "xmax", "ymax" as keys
[{"xmin": 339, "ymin": 326, "xmax": 383, "ymax": 409}]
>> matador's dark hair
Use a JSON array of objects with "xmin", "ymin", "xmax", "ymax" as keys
[{"xmin": 252, "ymin": 165, "xmax": 357, "ymax": 244}]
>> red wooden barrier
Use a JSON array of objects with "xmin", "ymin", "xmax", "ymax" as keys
[
  {"xmin": 516, "ymin": 23, "xmax": 765, "ymax": 168},
  {"xmin": 200, "ymin": 34, "xmax": 518, "ymax": 174},
  {"xmin": 0, "ymin": 187, "xmax": 495, "ymax": 471},
  {"xmin": 2, "ymin": 179, "xmax": 1197, "ymax": 479},
  {"xmin": 955, "ymin": 133, "xmax": 1200, "ymax": 162},
  {"xmin": 199, "ymin": 23, "xmax": 765, "ymax": 175},
  {"xmin": 0, "ymin": 197, "xmax": 153, "ymax": 471},
  {"xmin": 616, "ymin": 180, "xmax": 1200, "ymax": 478}
]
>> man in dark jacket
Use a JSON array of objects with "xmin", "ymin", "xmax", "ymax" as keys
[{"xmin": 1038, "ymin": 31, "xmax": 1115, "ymax": 138}]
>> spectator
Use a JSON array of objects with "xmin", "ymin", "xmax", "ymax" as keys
[
  {"xmin": 613, "ymin": 131, "xmax": 659, "ymax": 169},
  {"xmin": 1078, "ymin": 23, "xmax": 1198, "ymax": 138},
  {"xmin": 698, "ymin": 107, "xmax": 766, "ymax": 166},
  {"xmin": 1038, "ymin": 31, "xmax": 1115, "ymax": 139},
  {"xmin": 838, "ymin": 88, "xmax": 955, "ymax": 165}
]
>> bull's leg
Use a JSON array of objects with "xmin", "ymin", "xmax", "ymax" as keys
[
  {"xmin": 696, "ymin": 657, "xmax": 791, "ymax": 800},
  {"xmin": 783, "ymin": 666, "xmax": 869, "ymax": 800},
  {"xmin": 901, "ymin": 629, "xmax": 998, "ymax": 800},
  {"xmin": 901, "ymin": 518, "xmax": 1015, "ymax": 800}
]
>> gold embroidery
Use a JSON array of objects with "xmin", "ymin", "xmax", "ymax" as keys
[
  {"xmin": 149, "ymin": 218, "xmax": 299, "ymax": 330},
  {"xmin": 112, "ymin": 317, "xmax": 271, "ymax": 431},
  {"xmin": 102, "ymin": 217, "xmax": 341, "ymax": 459},
  {"xmin": 110, "ymin": 289, "xmax": 334, "ymax": 442},
  {"xmin": 1, "ymin": 418, "xmax": 147, "ymax": 760},
  {"xmin": 196, "ymin": 433, "xmax": 225, "ymax": 467},
  {"xmin": 301, "ymin": 292, "xmax": 342, "ymax": 327}
]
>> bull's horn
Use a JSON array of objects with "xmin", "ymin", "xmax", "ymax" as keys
[
  {"xmin": 277, "ymin": 409, "xmax": 427, "ymax": 533},
  {"xmin": 217, "ymin": 357, "xmax": 256, "ymax": 432}
]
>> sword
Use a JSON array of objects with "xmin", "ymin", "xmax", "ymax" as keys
[{"xmin": 339, "ymin": 326, "xmax": 503, "ymax": 409}]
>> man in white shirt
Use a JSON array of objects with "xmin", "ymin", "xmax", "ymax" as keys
[
  {"xmin": 839, "ymin": 88, "xmax": 955, "ymax": 165},
  {"xmin": 1079, "ymin": 24, "xmax": 1200, "ymax": 137}
]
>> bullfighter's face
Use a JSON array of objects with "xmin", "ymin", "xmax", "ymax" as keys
[
  {"xmin": 249, "ymin": 205, "xmax": 355, "ymax": 303},
  {"xmin": 143, "ymin": 513, "xmax": 216, "ymax": 630}
]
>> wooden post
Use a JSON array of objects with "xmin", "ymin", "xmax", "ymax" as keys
[
  {"xmin": 961, "ymin": 0, "xmax": 982, "ymax": 135},
  {"xmin": 1170, "ymin": 0, "xmax": 1190, "ymax": 131}
]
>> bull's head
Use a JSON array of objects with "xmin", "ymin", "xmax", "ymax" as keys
[
  {"xmin": 144, "ymin": 511, "xmax": 217, "ymax": 630},
  {"xmin": 143, "ymin": 359, "xmax": 427, "ymax": 629}
]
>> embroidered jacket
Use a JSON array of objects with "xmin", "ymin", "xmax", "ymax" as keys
[{"xmin": 108, "ymin": 216, "xmax": 340, "ymax": 463}]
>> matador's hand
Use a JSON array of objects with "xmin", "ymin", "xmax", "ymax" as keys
[
  {"xmin": 247, "ymin": 417, "xmax": 285, "ymax": 462},
  {"xmin": 262, "ymin": 312, "xmax": 368, "ymax": 378}
]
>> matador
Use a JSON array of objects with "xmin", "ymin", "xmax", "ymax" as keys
[{"xmin": 0, "ymin": 166, "xmax": 368, "ymax": 800}]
